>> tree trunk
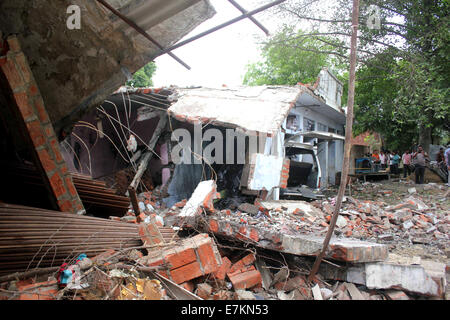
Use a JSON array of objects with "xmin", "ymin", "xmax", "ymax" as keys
[{"xmin": 418, "ymin": 124, "xmax": 432, "ymax": 154}]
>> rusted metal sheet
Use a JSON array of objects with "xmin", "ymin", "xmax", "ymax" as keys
[
  {"xmin": 0, "ymin": 203, "xmax": 179, "ymax": 276},
  {"xmin": 2, "ymin": 164, "xmax": 130, "ymax": 216}
]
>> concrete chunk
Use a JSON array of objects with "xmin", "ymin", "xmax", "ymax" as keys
[
  {"xmin": 179, "ymin": 180, "xmax": 218, "ymax": 218},
  {"xmin": 282, "ymin": 235, "xmax": 388, "ymax": 263},
  {"xmin": 321, "ymin": 254, "xmax": 446, "ymax": 297}
]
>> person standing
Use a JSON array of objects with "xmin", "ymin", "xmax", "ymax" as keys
[
  {"xmin": 402, "ymin": 150, "xmax": 412, "ymax": 178},
  {"xmin": 379, "ymin": 151, "xmax": 386, "ymax": 170},
  {"xmin": 444, "ymin": 144, "xmax": 450, "ymax": 187},
  {"xmin": 392, "ymin": 151, "xmax": 400, "ymax": 174},
  {"xmin": 412, "ymin": 145, "xmax": 429, "ymax": 184},
  {"xmin": 437, "ymin": 147, "xmax": 445, "ymax": 163},
  {"xmin": 372, "ymin": 149, "xmax": 381, "ymax": 171}
]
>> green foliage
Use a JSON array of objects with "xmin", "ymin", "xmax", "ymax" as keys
[
  {"xmin": 243, "ymin": 27, "xmax": 340, "ymax": 85},
  {"xmin": 126, "ymin": 62, "xmax": 157, "ymax": 88},
  {"xmin": 275, "ymin": 0, "xmax": 449, "ymax": 148}
]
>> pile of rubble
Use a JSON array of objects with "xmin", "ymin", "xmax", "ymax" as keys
[
  {"xmin": 101, "ymin": 178, "xmax": 448, "ymax": 300},
  {"xmin": 1, "ymin": 179, "xmax": 448, "ymax": 300}
]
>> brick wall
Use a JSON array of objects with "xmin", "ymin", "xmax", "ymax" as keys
[
  {"xmin": 280, "ymin": 158, "xmax": 290, "ymax": 188},
  {"xmin": 0, "ymin": 35, "xmax": 84, "ymax": 214}
]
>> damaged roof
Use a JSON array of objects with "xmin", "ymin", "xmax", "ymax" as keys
[{"xmin": 168, "ymin": 86, "xmax": 304, "ymax": 137}]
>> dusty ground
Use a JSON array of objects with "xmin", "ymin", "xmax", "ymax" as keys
[{"xmin": 325, "ymin": 178, "xmax": 450, "ymax": 264}]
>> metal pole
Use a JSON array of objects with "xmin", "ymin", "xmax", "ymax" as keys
[
  {"xmin": 308, "ymin": 0, "xmax": 360, "ymax": 281},
  {"xmin": 161, "ymin": 0, "xmax": 287, "ymax": 54},
  {"xmin": 95, "ymin": 0, "xmax": 191, "ymax": 70},
  {"xmin": 227, "ymin": 0, "xmax": 270, "ymax": 36}
]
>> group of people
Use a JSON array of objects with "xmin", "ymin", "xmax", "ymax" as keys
[
  {"xmin": 370, "ymin": 150, "xmax": 402, "ymax": 175},
  {"xmin": 370, "ymin": 145, "xmax": 450, "ymax": 185}
]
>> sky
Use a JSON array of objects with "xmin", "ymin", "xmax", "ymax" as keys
[{"xmin": 152, "ymin": 0, "xmax": 281, "ymax": 88}]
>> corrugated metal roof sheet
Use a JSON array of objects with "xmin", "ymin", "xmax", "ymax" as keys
[{"xmin": 168, "ymin": 86, "xmax": 303, "ymax": 136}]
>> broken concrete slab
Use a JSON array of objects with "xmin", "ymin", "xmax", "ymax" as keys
[
  {"xmin": 281, "ymin": 234, "xmax": 388, "ymax": 263},
  {"xmin": 177, "ymin": 180, "xmax": 219, "ymax": 225},
  {"xmin": 320, "ymin": 287, "xmax": 333, "ymax": 300},
  {"xmin": 260, "ymin": 200, "xmax": 324, "ymax": 217},
  {"xmin": 255, "ymin": 259, "xmax": 272, "ymax": 291},
  {"xmin": 235, "ymin": 289, "xmax": 256, "ymax": 300},
  {"xmin": 311, "ymin": 284, "xmax": 323, "ymax": 300},
  {"xmin": 336, "ymin": 215, "xmax": 348, "ymax": 228},
  {"xmin": 320, "ymin": 254, "xmax": 447, "ymax": 297},
  {"xmin": 202, "ymin": 217, "xmax": 388, "ymax": 262},
  {"xmin": 238, "ymin": 203, "xmax": 260, "ymax": 215},
  {"xmin": 345, "ymin": 282, "xmax": 365, "ymax": 300}
]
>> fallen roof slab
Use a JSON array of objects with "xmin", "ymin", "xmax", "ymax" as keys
[
  {"xmin": 170, "ymin": 215, "xmax": 388, "ymax": 263},
  {"xmin": 168, "ymin": 86, "xmax": 303, "ymax": 136}
]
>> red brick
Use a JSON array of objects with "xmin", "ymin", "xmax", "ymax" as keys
[
  {"xmin": 147, "ymin": 258, "xmax": 165, "ymax": 268},
  {"xmin": 144, "ymin": 234, "xmax": 221, "ymax": 283},
  {"xmin": 91, "ymin": 249, "xmax": 116, "ymax": 264},
  {"xmin": 43, "ymin": 124, "xmax": 53, "ymax": 138},
  {"xmin": 236, "ymin": 226, "xmax": 248, "ymax": 241},
  {"xmin": 7, "ymin": 36, "xmax": 21, "ymax": 53},
  {"xmin": 196, "ymin": 241, "xmax": 221, "ymax": 274},
  {"xmin": 1, "ymin": 58, "xmax": 24, "ymax": 88},
  {"xmin": 180, "ymin": 281, "xmax": 195, "ymax": 293},
  {"xmin": 209, "ymin": 219, "xmax": 219, "ymax": 233},
  {"xmin": 228, "ymin": 253, "xmax": 256, "ymax": 276},
  {"xmin": 249, "ymin": 228, "xmax": 259, "ymax": 242},
  {"xmin": 137, "ymin": 212, "xmax": 146, "ymax": 223},
  {"xmin": 26, "ymin": 120, "xmax": 45, "ymax": 147},
  {"xmin": 13, "ymin": 91, "xmax": 34, "ymax": 120},
  {"xmin": 212, "ymin": 256, "xmax": 232, "ymax": 281},
  {"xmin": 170, "ymin": 261, "xmax": 204, "ymax": 284},
  {"xmin": 58, "ymin": 199, "xmax": 72, "ymax": 213},
  {"xmin": 18, "ymin": 280, "xmax": 58, "ymax": 300},
  {"xmin": 14, "ymin": 53, "xmax": 32, "ymax": 84},
  {"xmin": 165, "ymin": 248, "xmax": 197, "ymax": 269},
  {"xmin": 49, "ymin": 172, "xmax": 67, "ymax": 198},
  {"xmin": 196, "ymin": 283, "xmax": 212, "ymax": 300},
  {"xmin": 229, "ymin": 268, "xmax": 262, "ymax": 290},
  {"xmin": 29, "ymin": 84, "xmax": 38, "ymax": 96},
  {"xmin": 65, "ymin": 176, "xmax": 78, "ymax": 197},
  {"xmin": 37, "ymin": 148, "xmax": 56, "ymax": 173},
  {"xmin": 34, "ymin": 97, "xmax": 50, "ymax": 124}
]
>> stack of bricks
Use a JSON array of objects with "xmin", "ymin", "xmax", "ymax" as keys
[
  {"xmin": 226, "ymin": 253, "xmax": 262, "ymax": 290},
  {"xmin": 140, "ymin": 233, "xmax": 222, "ymax": 284},
  {"xmin": 0, "ymin": 35, "xmax": 84, "ymax": 214},
  {"xmin": 138, "ymin": 222, "xmax": 164, "ymax": 254},
  {"xmin": 279, "ymin": 158, "xmax": 290, "ymax": 188}
]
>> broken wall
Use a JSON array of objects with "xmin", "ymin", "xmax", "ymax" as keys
[{"xmin": 0, "ymin": 0, "xmax": 215, "ymax": 137}]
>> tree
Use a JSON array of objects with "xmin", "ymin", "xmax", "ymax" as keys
[
  {"xmin": 126, "ymin": 62, "xmax": 157, "ymax": 87},
  {"xmin": 243, "ymin": 26, "xmax": 344, "ymax": 85},
  {"xmin": 270, "ymin": 0, "xmax": 449, "ymax": 152}
]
